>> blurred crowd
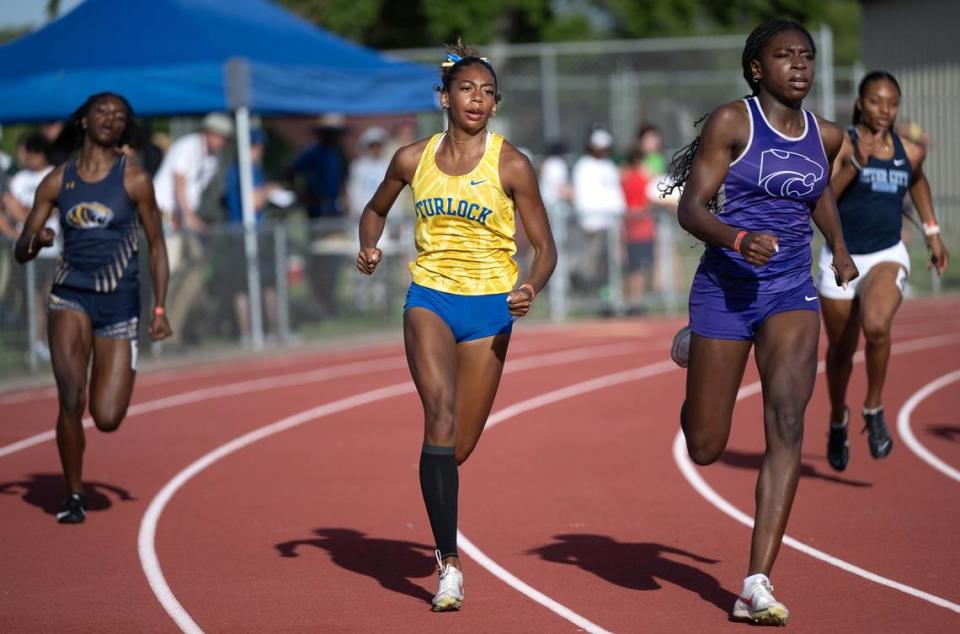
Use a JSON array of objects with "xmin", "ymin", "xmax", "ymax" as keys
[
  {"xmin": 0, "ymin": 113, "xmax": 417, "ymax": 352},
  {"xmin": 538, "ymin": 122, "xmax": 679, "ymax": 314}
]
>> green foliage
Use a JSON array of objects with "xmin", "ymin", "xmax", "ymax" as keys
[{"xmin": 277, "ymin": 0, "xmax": 861, "ymax": 64}]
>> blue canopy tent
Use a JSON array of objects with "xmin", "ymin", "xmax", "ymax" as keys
[
  {"xmin": 0, "ymin": 0, "xmax": 437, "ymax": 352},
  {"xmin": 0, "ymin": 0, "xmax": 437, "ymax": 120}
]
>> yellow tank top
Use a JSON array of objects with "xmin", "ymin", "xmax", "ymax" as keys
[{"xmin": 409, "ymin": 131, "xmax": 518, "ymax": 295}]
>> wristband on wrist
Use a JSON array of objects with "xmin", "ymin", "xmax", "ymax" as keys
[
  {"xmin": 733, "ymin": 230, "xmax": 748, "ymax": 254},
  {"xmin": 27, "ymin": 233, "xmax": 38, "ymax": 256},
  {"xmin": 849, "ymin": 156, "xmax": 863, "ymax": 171},
  {"xmin": 153, "ymin": 306, "xmax": 166, "ymax": 317},
  {"xmin": 923, "ymin": 221, "xmax": 940, "ymax": 237},
  {"xmin": 519, "ymin": 283, "xmax": 536, "ymax": 302}
]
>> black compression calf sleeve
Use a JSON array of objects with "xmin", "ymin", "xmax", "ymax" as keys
[{"xmin": 419, "ymin": 444, "xmax": 459, "ymax": 559}]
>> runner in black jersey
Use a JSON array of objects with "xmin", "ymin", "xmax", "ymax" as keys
[
  {"xmin": 816, "ymin": 72, "xmax": 948, "ymax": 471},
  {"xmin": 15, "ymin": 93, "xmax": 171, "ymax": 523}
]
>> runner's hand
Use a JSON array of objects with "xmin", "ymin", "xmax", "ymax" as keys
[
  {"xmin": 831, "ymin": 249, "xmax": 859, "ymax": 289},
  {"xmin": 740, "ymin": 232, "xmax": 779, "ymax": 266},
  {"xmin": 357, "ymin": 247, "xmax": 382, "ymax": 275},
  {"xmin": 37, "ymin": 227, "xmax": 55, "ymax": 248},
  {"xmin": 149, "ymin": 314, "xmax": 172, "ymax": 341},
  {"xmin": 928, "ymin": 235, "xmax": 949, "ymax": 276},
  {"xmin": 506, "ymin": 286, "xmax": 534, "ymax": 317}
]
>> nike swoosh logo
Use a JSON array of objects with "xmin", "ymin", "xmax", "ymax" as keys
[
  {"xmin": 893, "ymin": 159, "xmax": 906, "ymax": 166},
  {"xmin": 469, "ymin": 179, "xmax": 487, "ymax": 186},
  {"xmin": 804, "ymin": 296, "xmax": 818, "ymax": 301}
]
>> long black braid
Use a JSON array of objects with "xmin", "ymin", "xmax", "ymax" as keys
[{"xmin": 660, "ymin": 19, "xmax": 816, "ymax": 210}]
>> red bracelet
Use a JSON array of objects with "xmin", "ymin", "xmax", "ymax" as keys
[
  {"xmin": 519, "ymin": 283, "xmax": 536, "ymax": 302},
  {"xmin": 153, "ymin": 306, "xmax": 166, "ymax": 317},
  {"xmin": 733, "ymin": 230, "xmax": 748, "ymax": 253}
]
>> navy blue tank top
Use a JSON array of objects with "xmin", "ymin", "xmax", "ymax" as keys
[
  {"xmin": 702, "ymin": 97, "xmax": 829, "ymax": 293},
  {"xmin": 837, "ymin": 128, "xmax": 911, "ymax": 254},
  {"xmin": 53, "ymin": 156, "xmax": 140, "ymax": 292}
]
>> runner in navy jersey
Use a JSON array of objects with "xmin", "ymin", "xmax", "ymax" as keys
[
  {"xmin": 15, "ymin": 93, "xmax": 171, "ymax": 524},
  {"xmin": 818, "ymin": 71, "xmax": 948, "ymax": 471},
  {"xmin": 663, "ymin": 20, "xmax": 858, "ymax": 625}
]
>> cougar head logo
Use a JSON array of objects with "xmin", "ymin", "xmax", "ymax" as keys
[{"xmin": 758, "ymin": 149, "xmax": 824, "ymax": 198}]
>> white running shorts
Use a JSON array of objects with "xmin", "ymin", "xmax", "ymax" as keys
[{"xmin": 817, "ymin": 240, "xmax": 910, "ymax": 300}]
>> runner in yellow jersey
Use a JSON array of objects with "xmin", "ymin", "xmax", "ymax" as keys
[{"xmin": 357, "ymin": 40, "xmax": 557, "ymax": 612}]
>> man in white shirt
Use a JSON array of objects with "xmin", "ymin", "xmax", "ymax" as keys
[
  {"xmin": 571, "ymin": 128, "xmax": 626, "ymax": 289},
  {"xmin": 153, "ymin": 112, "xmax": 232, "ymax": 234},
  {"xmin": 153, "ymin": 113, "xmax": 232, "ymax": 346},
  {"xmin": 3, "ymin": 133, "xmax": 57, "ymax": 360}
]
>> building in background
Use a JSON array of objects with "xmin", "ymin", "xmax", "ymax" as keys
[{"xmin": 861, "ymin": 0, "xmax": 958, "ymax": 233}]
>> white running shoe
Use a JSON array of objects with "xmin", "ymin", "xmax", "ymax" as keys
[
  {"xmin": 732, "ymin": 575, "xmax": 789, "ymax": 626},
  {"xmin": 671, "ymin": 325, "xmax": 691, "ymax": 368},
  {"xmin": 431, "ymin": 550, "xmax": 464, "ymax": 612}
]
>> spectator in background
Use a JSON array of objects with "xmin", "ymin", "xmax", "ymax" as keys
[
  {"xmin": 348, "ymin": 126, "xmax": 394, "ymax": 311},
  {"xmin": 539, "ymin": 140, "xmax": 572, "ymax": 213},
  {"xmin": 572, "ymin": 127, "xmax": 626, "ymax": 287},
  {"xmin": 153, "ymin": 112, "xmax": 233, "ymax": 346},
  {"xmin": 224, "ymin": 128, "xmax": 278, "ymax": 344},
  {"xmin": 621, "ymin": 147, "xmax": 654, "ymax": 312},
  {"xmin": 637, "ymin": 123, "xmax": 666, "ymax": 177},
  {"xmin": 348, "ymin": 126, "xmax": 390, "ymax": 221},
  {"xmin": 288, "ymin": 114, "xmax": 349, "ymax": 317},
  {"xmin": 289, "ymin": 113, "xmax": 348, "ymax": 220},
  {"xmin": 3, "ymin": 133, "xmax": 58, "ymax": 360}
]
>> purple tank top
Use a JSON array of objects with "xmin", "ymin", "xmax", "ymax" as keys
[{"xmin": 701, "ymin": 97, "xmax": 829, "ymax": 293}]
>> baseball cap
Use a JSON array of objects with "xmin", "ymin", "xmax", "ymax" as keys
[
  {"xmin": 201, "ymin": 112, "xmax": 234, "ymax": 137},
  {"xmin": 589, "ymin": 128, "xmax": 613, "ymax": 150}
]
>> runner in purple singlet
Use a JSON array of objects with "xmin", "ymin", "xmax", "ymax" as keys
[{"xmin": 662, "ymin": 20, "xmax": 858, "ymax": 625}]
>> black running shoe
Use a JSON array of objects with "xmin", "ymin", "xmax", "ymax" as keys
[
  {"xmin": 863, "ymin": 408, "xmax": 893, "ymax": 459},
  {"xmin": 57, "ymin": 492, "xmax": 86, "ymax": 524},
  {"xmin": 827, "ymin": 408, "xmax": 850, "ymax": 471}
]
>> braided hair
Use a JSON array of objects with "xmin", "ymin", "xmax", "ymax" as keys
[
  {"xmin": 66, "ymin": 92, "xmax": 140, "ymax": 150},
  {"xmin": 853, "ymin": 71, "xmax": 900, "ymax": 125},
  {"xmin": 436, "ymin": 38, "xmax": 502, "ymax": 104},
  {"xmin": 661, "ymin": 19, "xmax": 815, "ymax": 210}
]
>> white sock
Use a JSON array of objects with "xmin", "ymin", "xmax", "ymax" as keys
[
  {"xmin": 863, "ymin": 405, "xmax": 883, "ymax": 416},
  {"xmin": 742, "ymin": 573, "xmax": 769, "ymax": 597}
]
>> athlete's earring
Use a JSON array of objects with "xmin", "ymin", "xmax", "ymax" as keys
[{"xmin": 752, "ymin": 74, "xmax": 760, "ymax": 83}]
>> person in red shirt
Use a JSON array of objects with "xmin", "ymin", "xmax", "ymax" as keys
[{"xmin": 621, "ymin": 147, "xmax": 655, "ymax": 311}]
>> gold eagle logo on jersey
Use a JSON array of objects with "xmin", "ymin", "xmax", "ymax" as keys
[{"xmin": 65, "ymin": 202, "xmax": 114, "ymax": 229}]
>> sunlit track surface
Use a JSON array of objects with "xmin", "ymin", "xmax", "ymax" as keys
[{"xmin": 0, "ymin": 298, "xmax": 958, "ymax": 632}]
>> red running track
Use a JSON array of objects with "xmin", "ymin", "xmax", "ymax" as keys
[{"xmin": 1, "ymin": 299, "xmax": 958, "ymax": 632}]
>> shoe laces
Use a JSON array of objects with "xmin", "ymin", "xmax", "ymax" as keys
[{"xmin": 435, "ymin": 551, "xmax": 462, "ymax": 595}]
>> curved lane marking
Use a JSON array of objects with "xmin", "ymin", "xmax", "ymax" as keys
[
  {"xmin": 896, "ymin": 368, "xmax": 960, "ymax": 483},
  {"xmin": 139, "ymin": 359, "xmax": 678, "ymax": 634},
  {"xmin": 673, "ymin": 333, "xmax": 960, "ymax": 613}
]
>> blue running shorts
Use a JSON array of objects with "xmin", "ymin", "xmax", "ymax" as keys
[
  {"xmin": 48, "ymin": 285, "xmax": 140, "ymax": 339},
  {"xmin": 404, "ymin": 282, "xmax": 514, "ymax": 343}
]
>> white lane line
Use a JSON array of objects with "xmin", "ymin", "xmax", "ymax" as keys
[
  {"xmin": 673, "ymin": 333, "xmax": 960, "ymax": 613},
  {"xmin": 0, "ymin": 342, "xmax": 638, "ymax": 459},
  {"xmin": 139, "ymin": 349, "xmax": 665, "ymax": 633},
  {"xmin": 897, "ymin": 369, "xmax": 960, "ymax": 484},
  {"xmin": 458, "ymin": 360, "xmax": 678, "ymax": 634}
]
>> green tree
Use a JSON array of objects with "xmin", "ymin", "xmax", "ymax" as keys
[{"xmin": 278, "ymin": 0, "xmax": 860, "ymax": 63}]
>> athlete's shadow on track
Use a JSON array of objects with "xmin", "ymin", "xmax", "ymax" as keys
[
  {"xmin": 0, "ymin": 473, "xmax": 136, "ymax": 515},
  {"xmin": 528, "ymin": 534, "xmax": 736, "ymax": 614},
  {"xmin": 929, "ymin": 425, "xmax": 960, "ymax": 442},
  {"xmin": 275, "ymin": 528, "xmax": 435, "ymax": 603},
  {"xmin": 720, "ymin": 449, "xmax": 871, "ymax": 487}
]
